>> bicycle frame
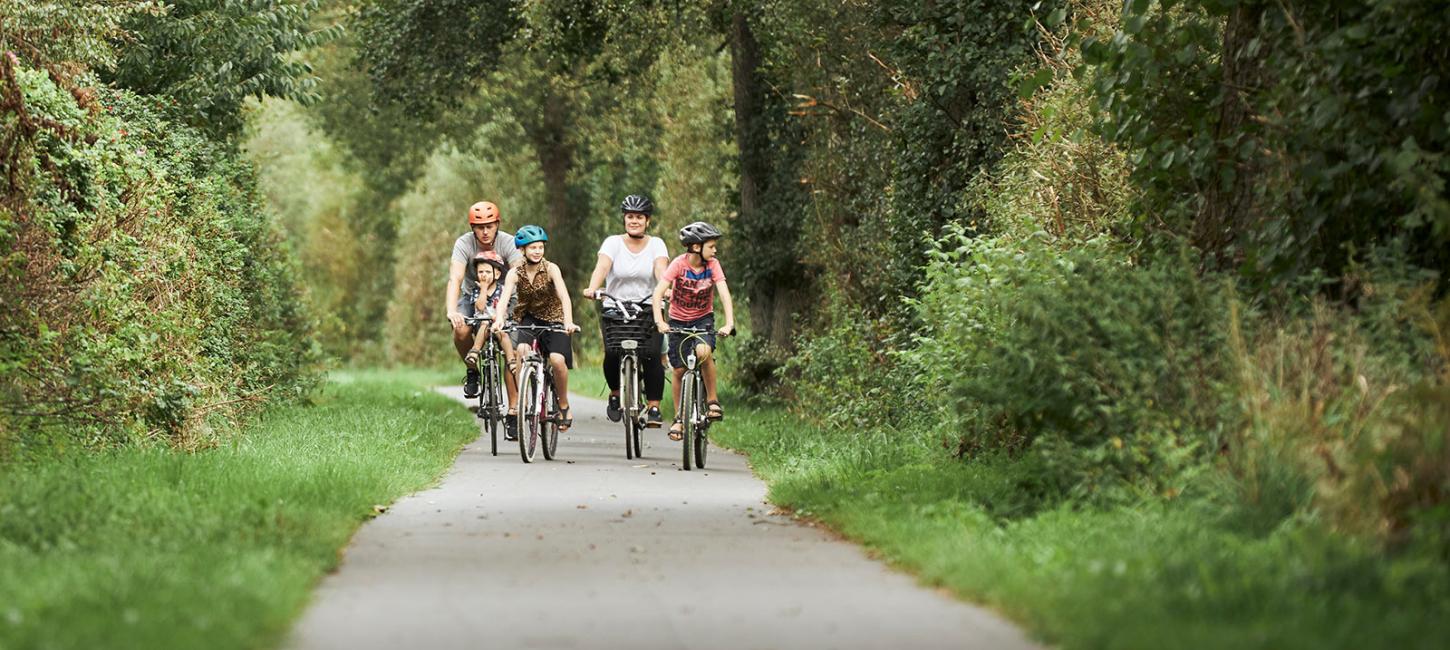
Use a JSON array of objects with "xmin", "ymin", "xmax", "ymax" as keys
[
  {"xmin": 595, "ymin": 292, "xmax": 650, "ymax": 459},
  {"xmin": 507, "ymin": 323, "xmax": 565, "ymax": 463},
  {"xmin": 667, "ymin": 326, "xmax": 720, "ymax": 471},
  {"xmin": 465, "ymin": 315, "xmax": 506, "ymax": 456}
]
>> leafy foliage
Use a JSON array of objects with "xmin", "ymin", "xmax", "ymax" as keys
[
  {"xmin": 1086, "ymin": 0, "xmax": 1450, "ymax": 284},
  {"xmin": 0, "ymin": 57, "xmax": 318, "ymax": 453},
  {"xmin": 105, "ymin": 0, "xmax": 336, "ymax": 138},
  {"xmin": 909, "ymin": 232, "xmax": 1230, "ymax": 498}
]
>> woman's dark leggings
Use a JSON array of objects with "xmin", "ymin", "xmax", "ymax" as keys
[{"xmin": 603, "ymin": 347, "xmax": 665, "ymax": 401}]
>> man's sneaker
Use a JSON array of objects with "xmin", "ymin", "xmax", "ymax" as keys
[
  {"xmin": 504, "ymin": 416, "xmax": 519, "ymax": 441},
  {"xmin": 463, "ymin": 368, "xmax": 481, "ymax": 398},
  {"xmin": 644, "ymin": 406, "xmax": 663, "ymax": 428},
  {"xmin": 606, "ymin": 394, "xmax": 623, "ymax": 423}
]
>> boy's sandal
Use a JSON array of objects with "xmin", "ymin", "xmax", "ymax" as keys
[
  {"xmin": 557, "ymin": 405, "xmax": 573, "ymax": 431},
  {"xmin": 668, "ymin": 419, "xmax": 684, "ymax": 441},
  {"xmin": 463, "ymin": 349, "xmax": 480, "ymax": 368},
  {"xmin": 706, "ymin": 400, "xmax": 724, "ymax": 421}
]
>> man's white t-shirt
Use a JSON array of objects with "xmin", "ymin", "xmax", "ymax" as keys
[{"xmin": 599, "ymin": 235, "xmax": 669, "ymax": 303}]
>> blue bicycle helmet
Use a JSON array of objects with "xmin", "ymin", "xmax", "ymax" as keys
[{"xmin": 514, "ymin": 224, "xmax": 548, "ymax": 247}]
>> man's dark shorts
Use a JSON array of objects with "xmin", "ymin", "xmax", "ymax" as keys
[{"xmin": 666, "ymin": 314, "xmax": 715, "ymax": 369}]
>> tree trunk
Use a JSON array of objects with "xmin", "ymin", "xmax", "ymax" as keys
[
  {"xmin": 1199, "ymin": 3, "xmax": 1265, "ymax": 270},
  {"xmin": 524, "ymin": 83, "xmax": 581, "ymax": 281},
  {"xmin": 729, "ymin": 11, "xmax": 794, "ymax": 351}
]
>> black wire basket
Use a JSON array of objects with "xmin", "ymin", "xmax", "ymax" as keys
[{"xmin": 602, "ymin": 316, "xmax": 652, "ymax": 352}]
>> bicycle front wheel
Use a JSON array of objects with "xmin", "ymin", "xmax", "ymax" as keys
[
  {"xmin": 680, "ymin": 372, "xmax": 695, "ymax": 471},
  {"xmin": 621, "ymin": 355, "xmax": 636, "ymax": 459},
  {"xmin": 518, "ymin": 366, "xmax": 539, "ymax": 463},
  {"xmin": 480, "ymin": 357, "xmax": 498, "ymax": 456}
]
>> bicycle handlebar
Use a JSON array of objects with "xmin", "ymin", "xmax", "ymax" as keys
[{"xmin": 504, "ymin": 323, "xmax": 569, "ymax": 334}]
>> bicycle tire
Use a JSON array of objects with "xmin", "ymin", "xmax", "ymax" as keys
[
  {"xmin": 680, "ymin": 372, "xmax": 695, "ymax": 471},
  {"xmin": 541, "ymin": 373, "xmax": 560, "ymax": 461},
  {"xmin": 632, "ymin": 374, "xmax": 645, "ymax": 459},
  {"xmin": 621, "ymin": 354, "xmax": 636, "ymax": 459},
  {"xmin": 692, "ymin": 372, "xmax": 708, "ymax": 468},
  {"xmin": 518, "ymin": 365, "xmax": 539, "ymax": 463},
  {"xmin": 480, "ymin": 358, "xmax": 498, "ymax": 456}
]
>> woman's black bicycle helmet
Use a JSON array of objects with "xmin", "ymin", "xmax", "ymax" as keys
[
  {"xmin": 621, "ymin": 194, "xmax": 654, "ymax": 215},
  {"xmin": 678, "ymin": 221, "xmax": 723, "ymax": 246}
]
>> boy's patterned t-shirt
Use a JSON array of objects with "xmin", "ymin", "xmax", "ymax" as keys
[{"xmin": 663, "ymin": 254, "xmax": 726, "ymax": 322}]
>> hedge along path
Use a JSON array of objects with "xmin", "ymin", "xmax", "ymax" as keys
[{"xmin": 287, "ymin": 387, "xmax": 1037, "ymax": 650}]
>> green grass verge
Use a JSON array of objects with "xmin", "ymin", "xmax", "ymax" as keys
[
  {"xmin": 0, "ymin": 369, "xmax": 478, "ymax": 650},
  {"xmin": 713, "ymin": 406, "xmax": 1450, "ymax": 650}
]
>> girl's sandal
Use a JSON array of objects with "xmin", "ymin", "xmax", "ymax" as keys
[
  {"xmin": 557, "ymin": 405, "xmax": 573, "ymax": 432},
  {"xmin": 706, "ymin": 400, "xmax": 724, "ymax": 421},
  {"xmin": 668, "ymin": 419, "xmax": 684, "ymax": 441}
]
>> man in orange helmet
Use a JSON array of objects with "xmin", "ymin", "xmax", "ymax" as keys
[{"xmin": 447, "ymin": 201, "xmax": 523, "ymax": 432}]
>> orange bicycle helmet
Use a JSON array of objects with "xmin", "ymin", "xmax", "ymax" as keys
[{"xmin": 468, "ymin": 201, "xmax": 501, "ymax": 225}]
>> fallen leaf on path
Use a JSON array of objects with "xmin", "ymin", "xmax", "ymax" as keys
[
  {"xmin": 371, "ymin": 505, "xmax": 388, "ymax": 516},
  {"xmin": 577, "ymin": 504, "xmax": 588, "ymax": 509},
  {"xmin": 622, "ymin": 509, "xmax": 633, "ymax": 518}
]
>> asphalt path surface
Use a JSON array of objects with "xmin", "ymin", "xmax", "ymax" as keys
[{"xmin": 287, "ymin": 387, "xmax": 1038, "ymax": 650}]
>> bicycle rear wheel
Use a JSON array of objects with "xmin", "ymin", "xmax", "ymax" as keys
[
  {"xmin": 631, "ymin": 377, "xmax": 645, "ymax": 460},
  {"xmin": 680, "ymin": 372, "xmax": 695, "ymax": 471},
  {"xmin": 541, "ymin": 374, "xmax": 560, "ymax": 460},
  {"xmin": 518, "ymin": 366, "xmax": 539, "ymax": 463}
]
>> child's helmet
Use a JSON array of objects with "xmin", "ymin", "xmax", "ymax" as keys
[
  {"xmin": 678, "ymin": 221, "xmax": 723, "ymax": 246},
  {"xmin": 514, "ymin": 224, "xmax": 548, "ymax": 247},
  {"xmin": 468, "ymin": 201, "xmax": 501, "ymax": 225},
  {"xmin": 472, "ymin": 250, "xmax": 507, "ymax": 274},
  {"xmin": 620, "ymin": 194, "xmax": 654, "ymax": 215}
]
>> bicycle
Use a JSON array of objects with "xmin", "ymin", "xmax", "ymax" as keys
[
  {"xmin": 505, "ymin": 322, "xmax": 567, "ymax": 463},
  {"xmin": 593, "ymin": 292, "xmax": 653, "ymax": 460},
  {"xmin": 666, "ymin": 325, "xmax": 726, "ymax": 471},
  {"xmin": 465, "ymin": 314, "xmax": 507, "ymax": 456}
]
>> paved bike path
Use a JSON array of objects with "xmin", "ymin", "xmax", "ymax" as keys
[{"xmin": 287, "ymin": 388, "xmax": 1038, "ymax": 650}]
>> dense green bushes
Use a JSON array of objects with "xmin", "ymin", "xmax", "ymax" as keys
[
  {"xmin": 910, "ymin": 234, "xmax": 1230, "ymax": 499},
  {"xmin": 0, "ymin": 59, "xmax": 317, "ymax": 453},
  {"xmin": 776, "ymin": 0, "xmax": 1450, "ymax": 559}
]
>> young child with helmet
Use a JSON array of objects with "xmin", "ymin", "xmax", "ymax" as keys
[
  {"xmin": 491, "ymin": 225, "xmax": 582, "ymax": 431},
  {"xmin": 463, "ymin": 250, "xmax": 518, "ymax": 398},
  {"xmin": 651, "ymin": 221, "xmax": 736, "ymax": 441}
]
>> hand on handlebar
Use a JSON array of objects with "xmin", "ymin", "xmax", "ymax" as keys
[
  {"xmin": 656, "ymin": 320, "xmax": 670, "ymax": 334},
  {"xmin": 490, "ymin": 318, "xmax": 505, "ymax": 333},
  {"xmin": 717, "ymin": 324, "xmax": 735, "ymax": 338},
  {"xmin": 582, "ymin": 288, "xmax": 597, "ymax": 300},
  {"xmin": 565, "ymin": 323, "xmax": 581, "ymax": 334},
  {"xmin": 447, "ymin": 311, "xmax": 465, "ymax": 329}
]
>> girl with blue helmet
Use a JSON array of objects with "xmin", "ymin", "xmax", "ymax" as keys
[{"xmin": 491, "ymin": 225, "xmax": 581, "ymax": 431}]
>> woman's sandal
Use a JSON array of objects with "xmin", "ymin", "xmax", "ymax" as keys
[
  {"xmin": 706, "ymin": 400, "xmax": 724, "ymax": 421},
  {"xmin": 668, "ymin": 418, "xmax": 685, "ymax": 441},
  {"xmin": 557, "ymin": 405, "xmax": 573, "ymax": 431}
]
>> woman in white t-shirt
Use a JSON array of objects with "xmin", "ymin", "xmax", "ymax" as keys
[{"xmin": 582, "ymin": 194, "xmax": 670, "ymax": 428}]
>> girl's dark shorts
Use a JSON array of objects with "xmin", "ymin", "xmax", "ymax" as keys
[
  {"xmin": 515, "ymin": 315, "xmax": 573, "ymax": 369},
  {"xmin": 666, "ymin": 314, "xmax": 715, "ymax": 369}
]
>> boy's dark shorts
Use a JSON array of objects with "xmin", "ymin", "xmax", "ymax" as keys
[
  {"xmin": 666, "ymin": 314, "xmax": 715, "ymax": 369},
  {"xmin": 516, "ymin": 315, "xmax": 574, "ymax": 369}
]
